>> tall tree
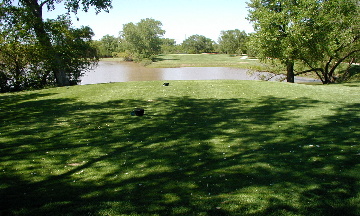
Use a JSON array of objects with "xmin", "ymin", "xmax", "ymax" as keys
[
  {"xmin": 218, "ymin": 29, "xmax": 248, "ymax": 54},
  {"xmin": 1, "ymin": 0, "xmax": 112, "ymax": 86},
  {"xmin": 161, "ymin": 38, "xmax": 178, "ymax": 54},
  {"xmin": 247, "ymin": 0, "xmax": 360, "ymax": 84},
  {"xmin": 182, "ymin": 35, "xmax": 214, "ymax": 54},
  {"xmin": 96, "ymin": 34, "xmax": 121, "ymax": 57},
  {"xmin": 121, "ymin": 18, "xmax": 165, "ymax": 60},
  {"xmin": 0, "ymin": 36, "xmax": 35, "ymax": 92},
  {"xmin": 0, "ymin": 12, "xmax": 98, "ymax": 91},
  {"xmin": 247, "ymin": 0, "xmax": 298, "ymax": 82},
  {"xmin": 48, "ymin": 17, "xmax": 98, "ymax": 85},
  {"xmin": 0, "ymin": 5, "xmax": 48, "ymax": 91}
]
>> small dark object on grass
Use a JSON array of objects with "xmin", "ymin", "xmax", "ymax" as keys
[
  {"xmin": 163, "ymin": 83, "xmax": 169, "ymax": 86},
  {"xmin": 131, "ymin": 108, "xmax": 144, "ymax": 116}
]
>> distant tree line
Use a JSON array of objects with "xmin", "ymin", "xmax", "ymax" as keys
[{"xmin": 93, "ymin": 19, "xmax": 249, "ymax": 60}]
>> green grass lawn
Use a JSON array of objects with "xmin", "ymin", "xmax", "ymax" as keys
[
  {"xmin": 150, "ymin": 54, "xmax": 258, "ymax": 68},
  {"xmin": 1, "ymin": 80, "xmax": 359, "ymax": 215},
  {"xmin": 103, "ymin": 54, "xmax": 266, "ymax": 70}
]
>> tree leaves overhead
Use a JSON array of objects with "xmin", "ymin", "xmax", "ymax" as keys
[
  {"xmin": 3, "ymin": 0, "xmax": 113, "ymax": 14},
  {"xmin": 62, "ymin": 0, "xmax": 112, "ymax": 14}
]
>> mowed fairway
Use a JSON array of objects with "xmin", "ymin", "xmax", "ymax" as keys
[{"xmin": 1, "ymin": 80, "xmax": 359, "ymax": 215}]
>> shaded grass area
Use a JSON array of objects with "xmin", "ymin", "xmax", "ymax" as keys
[{"xmin": 1, "ymin": 81, "xmax": 359, "ymax": 215}]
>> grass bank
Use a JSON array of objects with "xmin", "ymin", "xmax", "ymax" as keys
[
  {"xmin": 102, "ymin": 54, "xmax": 265, "ymax": 70},
  {"xmin": 150, "ymin": 54, "xmax": 260, "ymax": 68},
  {"xmin": 1, "ymin": 80, "xmax": 359, "ymax": 215}
]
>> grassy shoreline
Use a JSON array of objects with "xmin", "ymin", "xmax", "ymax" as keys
[
  {"xmin": 1, "ymin": 80, "xmax": 359, "ymax": 215},
  {"xmin": 102, "ymin": 54, "xmax": 360, "ymax": 81},
  {"xmin": 102, "ymin": 54, "xmax": 267, "ymax": 71}
]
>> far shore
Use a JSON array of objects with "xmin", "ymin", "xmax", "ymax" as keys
[{"xmin": 99, "ymin": 54, "xmax": 320, "ymax": 80}]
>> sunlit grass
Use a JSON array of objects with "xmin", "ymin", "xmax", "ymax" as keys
[
  {"xmin": 150, "ymin": 54, "xmax": 262, "ymax": 69},
  {"xmin": 102, "ymin": 54, "xmax": 266, "ymax": 70},
  {"xmin": 1, "ymin": 80, "xmax": 359, "ymax": 215}
]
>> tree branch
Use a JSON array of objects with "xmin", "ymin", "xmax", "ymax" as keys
[
  {"xmin": 341, "ymin": 58, "xmax": 356, "ymax": 81},
  {"xmin": 330, "ymin": 49, "xmax": 360, "ymax": 76},
  {"xmin": 315, "ymin": 71, "xmax": 324, "ymax": 83},
  {"xmin": 333, "ymin": 35, "xmax": 359, "ymax": 54},
  {"xmin": 40, "ymin": 0, "xmax": 52, "ymax": 8},
  {"xmin": 294, "ymin": 68, "xmax": 323, "ymax": 76},
  {"xmin": 325, "ymin": 56, "xmax": 333, "ymax": 75}
]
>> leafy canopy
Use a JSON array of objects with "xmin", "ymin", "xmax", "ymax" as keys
[
  {"xmin": 218, "ymin": 29, "xmax": 248, "ymax": 55},
  {"xmin": 182, "ymin": 35, "xmax": 215, "ymax": 54},
  {"xmin": 0, "ymin": 0, "xmax": 111, "ymax": 90},
  {"xmin": 2, "ymin": 0, "xmax": 112, "ymax": 14},
  {"xmin": 120, "ymin": 18, "xmax": 165, "ymax": 60}
]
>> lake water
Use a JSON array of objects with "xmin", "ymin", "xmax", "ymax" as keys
[{"xmin": 80, "ymin": 61, "xmax": 320, "ymax": 85}]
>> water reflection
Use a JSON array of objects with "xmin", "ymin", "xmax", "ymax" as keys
[{"xmin": 80, "ymin": 61, "xmax": 319, "ymax": 85}]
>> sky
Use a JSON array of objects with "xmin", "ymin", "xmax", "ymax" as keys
[{"xmin": 43, "ymin": 0, "xmax": 254, "ymax": 44}]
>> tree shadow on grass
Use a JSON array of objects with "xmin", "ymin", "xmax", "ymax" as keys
[
  {"xmin": 152, "ymin": 55, "xmax": 180, "ymax": 62},
  {"xmin": 0, "ymin": 94, "xmax": 359, "ymax": 215}
]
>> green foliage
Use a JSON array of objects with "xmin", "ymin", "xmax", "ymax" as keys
[
  {"xmin": 160, "ymin": 38, "xmax": 180, "ymax": 54},
  {"xmin": 0, "ymin": 41, "xmax": 38, "ymax": 92},
  {"xmin": 120, "ymin": 18, "xmax": 165, "ymax": 61},
  {"xmin": 0, "ymin": 6, "xmax": 46, "ymax": 91},
  {"xmin": 247, "ymin": 0, "xmax": 360, "ymax": 84},
  {"xmin": 94, "ymin": 34, "xmax": 122, "ymax": 58},
  {"xmin": 182, "ymin": 34, "xmax": 215, "ymax": 54},
  {"xmin": 114, "ymin": 51, "xmax": 134, "ymax": 61},
  {"xmin": 47, "ymin": 17, "xmax": 99, "ymax": 84},
  {"xmin": 1, "ymin": 0, "xmax": 113, "ymax": 14},
  {"xmin": 218, "ymin": 29, "xmax": 248, "ymax": 54},
  {"xmin": 0, "ymin": 12, "xmax": 98, "ymax": 92},
  {"xmin": 1, "ymin": 0, "xmax": 111, "ymax": 88},
  {"xmin": 1, "ymin": 80, "xmax": 359, "ymax": 215},
  {"xmin": 337, "ymin": 65, "xmax": 360, "ymax": 82}
]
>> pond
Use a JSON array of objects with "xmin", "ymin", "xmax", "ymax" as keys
[{"xmin": 80, "ymin": 61, "xmax": 320, "ymax": 85}]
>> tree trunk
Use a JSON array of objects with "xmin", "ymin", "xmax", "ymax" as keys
[
  {"xmin": 23, "ymin": 0, "xmax": 69, "ymax": 86},
  {"xmin": 322, "ymin": 67, "xmax": 331, "ymax": 84},
  {"xmin": 286, "ymin": 61, "xmax": 295, "ymax": 83}
]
